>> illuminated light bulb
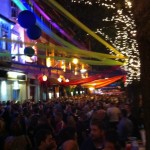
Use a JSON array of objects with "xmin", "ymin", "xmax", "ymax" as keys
[
  {"xmin": 80, "ymin": 68, "xmax": 87, "ymax": 73},
  {"xmin": 46, "ymin": 57, "xmax": 51, "ymax": 67},
  {"xmin": 74, "ymin": 71, "xmax": 78, "ymax": 75},
  {"xmin": 65, "ymin": 79, "xmax": 69, "ymax": 82},
  {"xmin": 72, "ymin": 58, "xmax": 79, "ymax": 64},
  {"xmin": 58, "ymin": 77, "xmax": 62, "ymax": 82},
  {"xmin": 43, "ymin": 75, "xmax": 47, "ymax": 81},
  {"xmin": 89, "ymin": 87, "xmax": 95, "ymax": 91}
]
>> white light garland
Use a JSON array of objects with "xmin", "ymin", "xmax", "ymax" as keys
[
  {"xmin": 69, "ymin": 0, "xmax": 141, "ymax": 85},
  {"xmin": 70, "ymin": 0, "xmax": 140, "ymax": 85}
]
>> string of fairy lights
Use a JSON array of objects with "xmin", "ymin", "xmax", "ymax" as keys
[
  {"xmin": 113, "ymin": 0, "xmax": 140, "ymax": 85},
  {"xmin": 70, "ymin": 0, "xmax": 141, "ymax": 85}
]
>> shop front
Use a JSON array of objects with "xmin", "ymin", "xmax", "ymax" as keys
[{"xmin": 0, "ymin": 70, "xmax": 27, "ymax": 102}]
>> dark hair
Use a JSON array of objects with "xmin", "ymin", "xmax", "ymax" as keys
[
  {"xmin": 90, "ymin": 119, "xmax": 106, "ymax": 131},
  {"xmin": 59, "ymin": 127, "xmax": 76, "ymax": 144},
  {"xmin": 121, "ymin": 109, "xmax": 127, "ymax": 117},
  {"xmin": 55, "ymin": 111, "xmax": 63, "ymax": 119},
  {"xmin": 34, "ymin": 129, "xmax": 52, "ymax": 147}
]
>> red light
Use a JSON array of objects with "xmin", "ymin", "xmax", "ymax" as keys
[{"xmin": 42, "ymin": 75, "xmax": 47, "ymax": 81}]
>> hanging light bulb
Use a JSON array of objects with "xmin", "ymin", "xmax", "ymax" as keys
[
  {"xmin": 72, "ymin": 58, "xmax": 79, "ymax": 65},
  {"xmin": 42, "ymin": 75, "xmax": 47, "ymax": 81}
]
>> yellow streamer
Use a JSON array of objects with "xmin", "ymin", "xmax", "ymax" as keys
[
  {"xmin": 0, "ymin": 38, "xmax": 125, "ymax": 65},
  {"xmin": 47, "ymin": 0, "xmax": 125, "ymax": 58},
  {"xmin": 0, "ymin": 51, "xmax": 123, "ymax": 66}
]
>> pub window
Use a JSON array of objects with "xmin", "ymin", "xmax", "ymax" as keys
[{"xmin": 1, "ymin": 30, "xmax": 8, "ymax": 50}]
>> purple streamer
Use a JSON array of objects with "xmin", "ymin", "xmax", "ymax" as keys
[{"xmin": 30, "ymin": 0, "xmax": 86, "ymax": 49}]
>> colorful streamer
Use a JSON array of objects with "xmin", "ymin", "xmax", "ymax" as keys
[
  {"xmin": 30, "ymin": 0, "xmax": 128, "ymax": 65},
  {"xmin": 11, "ymin": 0, "xmax": 125, "ymax": 68},
  {"xmin": 0, "ymin": 52, "xmax": 123, "ymax": 66},
  {"xmin": 12, "ymin": 0, "xmax": 126, "ymax": 61},
  {"xmin": 0, "ymin": 38, "xmax": 124, "ymax": 66},
  {"xmin": 82, "ymin": 75, "xmax": 124, "ymax": 88},
  {"xmin": 61, "ymin": 74, "xmax": 102, "ymax": 86},
  {"xmin": 61, "ymin": 70, "xmax": 124, "ymax": 86},
  {"xmin": 95, "ymin": 76, "xmax": 124, "ymax": 88},
  {"xmin": 0, "ymin": 37, "xmax": 123, "ymax": 60},
  {"xmin": 47, "ymin": 0, "xmax": 125, "ymax": 58},
  {"xmin": 30, "ymin": 0, "xmax": 85, "ymax": 49}
]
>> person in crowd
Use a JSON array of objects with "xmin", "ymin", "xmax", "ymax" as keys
[
  {"xmin": 124, "ymin": 103, "xmax": 141, "ymax": 138},
  {"xmin": 76, "ymin": 111, "xmax": 90, "ymax": 146},
  {"xmin": 117, "ymin": 109, "xmax": 133, "ymax": 147},
  {"xmin": 81, "ymin": 118, "xmax": 115, "ymax": 150},
  {"xmin": 0, "ymin": 94, "xmax": 144, "ymax": 150},
  {"xmin": 34, "ymin": 129, "xmax": 57, "ymax": 150},
  {"xmin": 107, "ymin": 102, "xmax": 121, "ymax": 129},
  {"xmin": 0, "ymin": 118, "xmax": 8, "ymax": 150},
  {"xmin": 66, "ymin": 115, "xmax": 76, "ymax": 129},
  {"xmin": 4, "ymin": 119, "xmax": 32, "ymax": 150},
  {"xmin": 58, "ymin": 127, "xmax": 79, "ymax": 150},
  {"xmin": 54, "ymin": 111, "xmax": 66, "ymax": 135}
]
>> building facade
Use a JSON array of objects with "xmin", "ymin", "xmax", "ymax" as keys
[{"xmin": 0, "ymin": 0, "xmax": 88, "ymax": 102}]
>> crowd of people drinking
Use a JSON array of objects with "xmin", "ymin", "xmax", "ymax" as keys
[{"xmin": 0, "ymin": 94, "xmax": 145, "ymax": 150}]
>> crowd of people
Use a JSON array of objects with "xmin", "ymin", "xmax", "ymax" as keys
[{"xmin": 0, "ymin": 94, "xmax": 145, "ymax": 150}]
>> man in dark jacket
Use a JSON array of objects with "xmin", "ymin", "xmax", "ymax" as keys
[{"xmin": 81, "ymin": 119, "xmax": 110, "ymax": 150}]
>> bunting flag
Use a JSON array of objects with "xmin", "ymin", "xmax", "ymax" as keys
[
  {"xmin": 82, "ymin": 75, "xmax": 124, "ymax": 88},
  {"xmin": 61, "ymin": 74, "xmax": 102, "ymax": 86},
  {"xmin": 47, "ymin": 0, "xmax": 125, "ymax": 58},
  {"xmin": 61, "ymin": 67, "xmax": 124, "ymax": 86}
]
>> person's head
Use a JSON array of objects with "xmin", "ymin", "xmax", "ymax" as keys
[
  {"xmin": 66, "ymin": 115, "xmax": 76, "ymax": 128},
  {"xmin": 59, "ymin": 127, "xmax": 77, "ymax": 143},
  {"xmin": 103, "ymin": 141, "xmax": 115, "ymax": 150},
  {"xmin": 0, "ymin": 119, "xmax": 5, "ymax": 133},
  {"xmin": 34, "ymin": 129, "xmax": 57, "ymax": 150},
  {"xmin": 10, "ymin": 121, "xmax": 23, "ymax": 136},
  {"xmin": 92, "ymin": 110, "xmax": 106, "ymax": 121},
  {"xmin": 54, "ymin": 112, "xmax": 63, "ymax": 123},
  {"xmin": 90, "ymin": 119, "xmax": 105, "ymax": 141},
  {"xmin": 37, "ymin": 116, "xmax": 48, "ymax": 125},
  {"xmin": 124, "ymin": 104, "xmax": 131, "ymax": 113},
  {"xmin": 110, "ymin": 101, "xmax": 115, "ymax": 107},
  {"xmin": 62, "ymin": 140, "xmax": 79, "ymax": 150},
  {"xmin": 121, "ymin": 109, "xmax": 127, "ymax": 118}
]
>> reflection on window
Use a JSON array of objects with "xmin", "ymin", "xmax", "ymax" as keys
[
  {"xmin": 13, "ymin": 89, "xmax": 20, "ymax": 100},
  {"xmin": 11, "ymin": 32, "xmax": 25, "ymax": 62},
  {"xmin": 1, "ymin": 30, "xmax": 8, "ymax": 50}
]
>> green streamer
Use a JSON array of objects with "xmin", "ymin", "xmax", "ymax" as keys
[
  {"xmin": 12, "ymin": 0, "xmax": 126, "ymax": 63},
  {"xmin": 0, "ymin": 38, "xmax": 125, "ymax": 64},
  {"xmin": 0, "ymin": 52, "xmax": 123, "ymax": 66},
  {"xmin": 47, "ymin": 0, "xmax": 125, "ymax": 57}
]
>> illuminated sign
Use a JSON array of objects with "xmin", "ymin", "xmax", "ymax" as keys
[{"xmin": 7, "ymin": 71, "xmax": 27, "ymax": 81}]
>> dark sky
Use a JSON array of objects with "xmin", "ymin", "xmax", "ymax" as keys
[{"xmin": 48, "ymin": 0, "xmax": 112, "ymax": 53}]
